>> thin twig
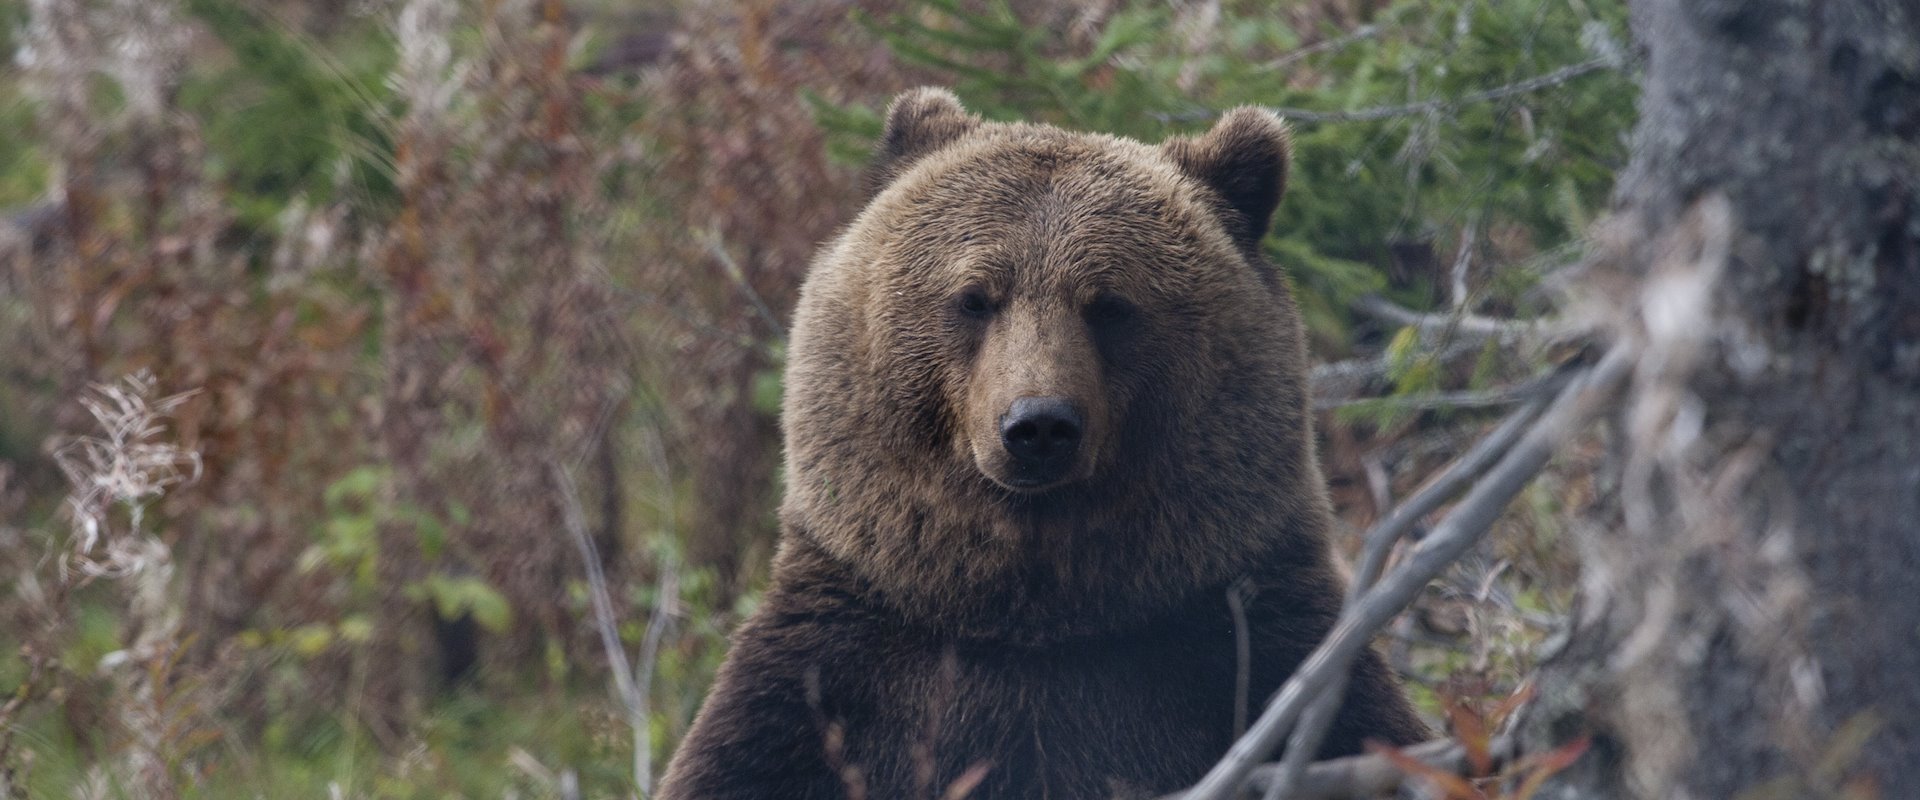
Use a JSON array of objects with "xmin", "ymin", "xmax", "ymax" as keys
[
  {"xmin": 700, "ymin": 227, "xmax": 786, "ymax": 339},
  {"xmin": 1270, "ymin": 58, "xmax": 1611, "ymax": 123},
  {"xmin": 559, "ymin": 456, "xmax": 679, "ymax": 797},
  {"xmin": 1227, "ymin": 578, "xmax": 1255, "ymax": 739},
  {"xmin": 1450, "ymin": 219, "xmax": 1480, "ymax": 310},
  {"xmin": 1171, "ymin": 343, "xmax": 1632, "ymax": 800},
  {"xmin": 553, "ymin": 464, "xmax": 649, "ymax": 795},
  {"xmin": 1156, "ymin": 58, "xmax": 1612, "ymax": 125},
  {"xmin": 1261, "ymin": 25, "xmax": 1379, "ymax": 71},
  {"xmin": 633, "ymin": 567, "xmax": 678, "ymax": 796}
]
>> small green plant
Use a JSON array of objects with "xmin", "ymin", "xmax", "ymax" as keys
[{"xmin": 291, "ymin": 465, "xmax": 509, "ymax": 657}]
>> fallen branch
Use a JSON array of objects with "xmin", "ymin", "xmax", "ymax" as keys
[
  {"xmin": 1264, "ymin": 367, "xmax": 1571, "ymax": 797},
  {"xmin": 1311, "ymin": 379, "xmax": 1557, "ymax": 413},
  {"xmin": 1171, "ymin": 343, "xmax": 1633, "ymax": 800},
  {"xmin": 1262, "ymin": 671, "xmax": 1346, "ymax": 800},
  {"xmin": 1347, "ymin": 375, "xmax": 1566, "ymax": 595},
  {"xmin": 1309, "ymin": 295, "xmax": 1556, "ymax": 409},
  {"xmin": 1351, "ymin": 295, "xmax": 1548, "ymax": 344},
  {"xmin": 1246, "ymin": 736, "xmax": 1511, "ymax": 800},
  {"xmin": 1309, "ymin": 341, "xmax": 1482, "ymax": 407}
]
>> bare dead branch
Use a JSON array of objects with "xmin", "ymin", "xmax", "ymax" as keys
[
  {"xmin": 1310, "ymin": 292, "xmax": 1559, "ymax": 409},
  {"xmin": 1266, "ymin": 367, "xmax": 1568, "ymax": 797},
  {"xmin": 700, "ymin": 227, "xmax": 786, "ymax": 339},
  {"xmin": 1308, "ymin": 358, "xmax": 1389, "ymax": 404},
  {"xmin": 1347, "ymin": 375, "xmax": 1565, "ymax": 595},
  {"xmin": 553, "ymin": 463, "xmax": 651, "ymax": 795},
  {"xmin": 1309, "ymin": 341, "xmax": 1483, "ymax": 407},
  {"xmin": 1311, "ymin": 378, "xmax": 1559, "ymax": 413},
  {"xmin": 1449, "ymin": 219, "xmax": 1481, "ymax": 310},
  {"xmin": 634, "ymin": 566, "xmax": 679, "ymax": 794},
  {"xmin": 1250, "ymin": 736, "xmax": 1510, "ymax": 800},
  {"xmin": 1262, "ymin": 673, "xmax": 1346, "ymax": 800},
  {"xmin": 1171, "ymin": 343, "xmax": 1633, "ymax": 800},
  {"xmin": 1351, "ymin": 295, "xmax": 1548, "ymax": 344}
]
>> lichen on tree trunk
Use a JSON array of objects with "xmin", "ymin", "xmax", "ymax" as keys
[{"xmin": 1525, "ymin": 0, "xmax": 1920, "ymax": 796}]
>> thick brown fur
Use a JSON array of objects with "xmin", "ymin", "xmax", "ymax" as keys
[{"xmin": 658, "ymin": 88, "xmax": 1429, "ymax": 799}]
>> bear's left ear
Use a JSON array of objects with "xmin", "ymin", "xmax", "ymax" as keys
[
  {"xmin": 1160, "ymin": 107, "xmax": 1292, "ymax": 249},
  {"xmin": 866, "ymin": 87, "xmax": 982, "ymax": 195}
]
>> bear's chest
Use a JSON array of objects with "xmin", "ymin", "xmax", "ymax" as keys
[{"xmin": 812, "ymin": 610, "xmax": 1277, "ymax": 799}]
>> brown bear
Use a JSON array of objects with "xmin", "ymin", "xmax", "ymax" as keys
[{"xmin": 657, "ymin": 88, "xmax": 1429, "ymax": 800}]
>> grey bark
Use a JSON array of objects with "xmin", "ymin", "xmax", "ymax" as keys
[{"xmin": 1524, "ymin": 1, "xmax": 1920, "ymax": 797}]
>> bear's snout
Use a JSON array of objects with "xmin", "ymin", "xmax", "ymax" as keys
[
  {"xmin": 961, "ymin": 301, "xmax": 1107, "ymax": 493},
  {"xmin": 999, "ymin": 397, "xmax": 1083, "ymax": 487}
]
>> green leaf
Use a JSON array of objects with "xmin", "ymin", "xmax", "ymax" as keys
[
  {"xmin": 337, "ymin": 614, "xmax": 376, "ymax": 644},
  {"xmin": 290, "ymin": 624, "xmax": 334, "ymax": 658},
  {"xmin": 323, "ymin": 465, "xmax": 387, "ymax": 509},
  {"xmin": 418, "ymin": 575, "xmax": 514, "ymax": 633},
  {"xmin": 1384, "ymin": 325, "xmax": 1421, "ymax": 380}
]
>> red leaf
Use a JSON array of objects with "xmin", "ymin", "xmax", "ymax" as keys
[{"xmin": 1367, "ymin": 741, "xmax": 1485, "ymax": 799}]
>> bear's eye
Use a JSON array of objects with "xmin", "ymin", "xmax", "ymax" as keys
[
  {"xmin": 1085, "ymin": 295, "xmax": 1136, "ymax": 327},
  {"xmin": 955, "ymin": 289, "xmax": 996, "ymax": 320}
]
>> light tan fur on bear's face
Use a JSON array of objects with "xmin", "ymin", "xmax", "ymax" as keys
[{"xmin": 780, "ymin": 89, "xmax": 1325, "ymax": 643}]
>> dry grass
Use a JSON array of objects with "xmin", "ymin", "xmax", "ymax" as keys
[{"xmin": 49, "ymin": 373, "xmax": 201, "ymax": 580}]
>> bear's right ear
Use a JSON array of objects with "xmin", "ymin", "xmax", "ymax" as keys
[
  {"xmin": 866, "ymin": 87, "xmax": 980, "ymax": 195},
  {"xmin": 1160, "ymin": 107, "xmax": 1292, "ymax": 250}
]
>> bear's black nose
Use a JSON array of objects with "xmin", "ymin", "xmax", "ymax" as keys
[{"xmin": 1000, "ymin": 397, "xmax": 1083, "ymax": 484}]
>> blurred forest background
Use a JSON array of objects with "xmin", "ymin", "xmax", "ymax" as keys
[{"xmin": 0, "ymin": 0, "xmax": 1637, "ymax": 796}]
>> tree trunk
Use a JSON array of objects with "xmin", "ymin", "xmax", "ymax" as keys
[{"xmin": 1525, "ymin": 1, "xmax": 1920, "ymax": 797}]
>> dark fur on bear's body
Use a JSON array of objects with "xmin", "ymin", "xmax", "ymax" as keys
[
  {"xmin": 658, "ymin": 89, "xmax": 1429, "ymax": 799},
  {"xmin": 664, "ymin": 538, "xmax": 1422, "ymax": 799}
]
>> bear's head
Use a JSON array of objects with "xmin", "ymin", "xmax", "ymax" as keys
[{"xmin": 779, "ymin": 88, "xmax": 1333, "ymax": 643}]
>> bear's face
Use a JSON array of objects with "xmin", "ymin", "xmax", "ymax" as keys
[
  {"xmin": 780, "ymin": 90, "xmax": 1326, "ymax": 641},
  {"xmin": 898, "ymin": 143, "xmax": 1209, "ymax": 495}
]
